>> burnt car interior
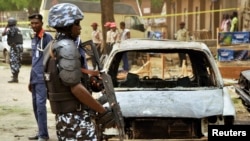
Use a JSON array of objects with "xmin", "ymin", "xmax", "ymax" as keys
[
  {"xmin": 104, "ymin": 49, "xmax": 231, "ymax": 140},
  {"xmin": 108, "ymin": 49, "xmax": 217, "ymax": 89},
  {"xmin": 104, "ymin": 49, "xmax": 234, "ymax": 140}
]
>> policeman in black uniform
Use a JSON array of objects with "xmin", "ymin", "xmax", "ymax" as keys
[{"xmin": 2, "ymin": 17, "xmax": 23, "ymax": 83}]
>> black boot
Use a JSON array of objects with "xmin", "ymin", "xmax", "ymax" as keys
[{"xmin": 8, "ymin": 73, "xmax": 18, "ymax": 83}]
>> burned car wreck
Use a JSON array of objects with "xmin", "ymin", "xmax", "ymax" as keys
[
  {"xmin": 92, "ymin": 39, "xmax": 236, "ymax": 140},
  {"xmin": 234, "ymin": 70, "xmax": 250, "ymax": 112}
]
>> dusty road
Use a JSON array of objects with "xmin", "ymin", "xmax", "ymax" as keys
[
  {"xmin": 0, "ymin": 62, "xmax": 58, "ymax": 141},
  {"xmin": 0, "ymin": 61, "xmax": 249, "ymax": 141}
]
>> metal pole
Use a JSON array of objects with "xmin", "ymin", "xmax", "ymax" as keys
[{"xmin": 136, "ymin": 0, "xmax": 143, "ymax": 17}]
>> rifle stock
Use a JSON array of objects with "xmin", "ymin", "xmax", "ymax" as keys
[
  {"xmin": 81, "ymin": 40, "xmax": 125, "ymax": 140},
  {"xmin": 80, "ymin": 40, "xmax": 102, "ymax": 70}
]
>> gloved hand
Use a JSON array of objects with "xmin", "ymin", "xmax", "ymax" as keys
[
  {"xmin": 96, "ymin": 107, "xmax": 116, "ymax": 128},
  {"xmin": 89, "ymin": 76, "xmax": 104, "ymax": 92}
]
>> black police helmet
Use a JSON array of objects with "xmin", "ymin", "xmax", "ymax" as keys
[{"xmin": 8, "ymin": 17, "xmax": 17, "ymax": 26}]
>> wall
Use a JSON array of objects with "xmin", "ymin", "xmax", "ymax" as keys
[{"xmin": 140, "ymin": 0, "xmax": 240, "ymax": 40}]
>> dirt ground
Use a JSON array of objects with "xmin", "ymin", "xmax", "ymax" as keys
[
  {"xmin": 0, "ymin": 61, "xmax": 249, "ymax": 141},
  {"xmin": 0, "ymin": 62, "xmax": 58, "ymax": 141}
]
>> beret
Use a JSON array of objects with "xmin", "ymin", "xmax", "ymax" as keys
[{"xmin": 28, "ymin": 13, "xmax": 43, "ymax": 20}]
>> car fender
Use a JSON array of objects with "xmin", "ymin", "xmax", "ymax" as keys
[
  {"xmin": 223, "ymin": 87, "xmax": 236, "ymax": 117},
  {"xmin": 1, "ymin": 36, "xmax": 10, "ymax": 52}
]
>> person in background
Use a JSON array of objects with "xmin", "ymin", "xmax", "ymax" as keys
[
  {"xmin": 43, "ymin": 3, "xmax": 115, "ymax": 140},
  {"xmin": 91, "ymin": 22, "xmax": 102, "ymax": 70},
  {"xmin": 2, "ymin": 17, "xmax": 23, "ymax": 83},
  {"xmin": 220, "ymin": 14, "xmax": 227, "ymax": 31},
  {"xmin": 109, "ymin": 22, "xmax": 119, "ymax": 53},
  {"xmin": 230, "ymin": 11, "xmax": 238, "ymax": 32},
  {"xmin": 104, "ymin": 21, "xmax": 112, "ymax": 55},
  {"xmin": 119, "ymin": 21, "xmax": 129, "ymax": 72},
  {"xmin": 161, "ymin": 26, "xmax": 167, "ymax": 39},
  {"xmin": 174, "ymin": 22, "xmax": 190, "ymax": 68},
  {"xmin": 222, "ymin": 14, "xmax": 231, "ymax": 32},
  {"xmin": 27, "ymin": 13, "xmax": 53, "ymax": 141},
  {"xmin": 175, "ymin": 22, "xmax": 190, "ymax": 41}
]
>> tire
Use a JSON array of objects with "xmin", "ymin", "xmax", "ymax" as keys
[{"xmin": 224, "ymin": 116, "xmax": 235, "ymax": 125}]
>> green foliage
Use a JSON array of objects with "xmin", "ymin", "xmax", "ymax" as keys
[
  {"xmin": 0, "ymin": 0, "xmax": 42, "ymax": 12},
  {"xmin": 151, "ymin": 0, "xmax": 164, "ymax": 13}
]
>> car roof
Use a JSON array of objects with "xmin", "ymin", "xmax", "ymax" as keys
[
  {"xmin": 105, "ymin": 38, "xmax": 216, "ymax": 72},
  {"xmin": 111, "ymin": 38, "xmax": 210, "ymax": 53}
]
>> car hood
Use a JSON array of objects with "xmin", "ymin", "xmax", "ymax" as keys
[
  {"xmin": 22, "ymin": 40, "xmax": 31, "ymax": 48},
  {"xmin": 115, "ymin": 89, "xmax": 225, "ymax": 118},
  {"xmin": 3, "ymin": 39, "xmax": 31, "ymax": 51}
]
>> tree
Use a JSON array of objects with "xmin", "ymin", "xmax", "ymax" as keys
[
  {"xmin": 0, "ymin": 0, "xmax": 42, "ymax": 14},
  {"xmin": 151, "ymin": 0, "xmax": 164, "ymax": 13},
  {"xmin": 100, "ymin": 0, "xmax": 114, "ymax": 54}
]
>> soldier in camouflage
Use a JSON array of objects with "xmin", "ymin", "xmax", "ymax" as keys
[
  {"xmin": 2, "ymin": 17, "xmax": 23, "ymax": 83},
  {"xmin": 43, "ymin": 3, "xmax": 115, "ymax": 141}
]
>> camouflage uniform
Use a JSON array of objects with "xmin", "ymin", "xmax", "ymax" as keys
[
  {"xmin": 9, "ymin": 43, "xmax": 23, "ymax": 75},
  {"xmin": 56, "ymin": 111, "xmax": 97, "ymax": 141},
  {"xmin": 2, "ymin": 19, "xmax": 23, "ymax": 83}
]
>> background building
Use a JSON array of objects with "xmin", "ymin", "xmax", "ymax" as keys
[
  {"xmin": 122, "ymin": 0, "xmax": 247, "ymax": 40},
  {"xmin": 1, "ymin": 0, "xmax": 250, "ymax": 40}
]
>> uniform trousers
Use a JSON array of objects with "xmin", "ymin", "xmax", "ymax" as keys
[
  {"xmin": 31, "ymin": 83, "xmax": 49, "ymax": 139},
  {"xmin": 122, "ymin": 52, "xmax": 129, "ymax": 71},
  {"xmin": 55, "ymin": 110, "xmax": 97, "ymax": 141},
  {"xmin": 9, "ymin": 44, "xmax": 23, "ymax": 75}
]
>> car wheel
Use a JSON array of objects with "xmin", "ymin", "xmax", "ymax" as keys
[
  {"xmin": 3, "ymin": 50, "xmax": 9, "ymax": 64},
  {"xmin": 224, "ymin": 116, "xmax": 235, "ymax": 125}
]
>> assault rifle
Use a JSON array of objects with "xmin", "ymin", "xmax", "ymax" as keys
[{"xmin": 80, "ymin": 40, "xmax": 125, "ymax": 141}]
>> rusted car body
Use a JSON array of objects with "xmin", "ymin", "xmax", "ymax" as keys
[
  {"xmin": 100, "ymin": 39, "xmax": 235, "ymax": 140},
  {"xmin": 234, "ymin": 70, "xmax": 250, "ymax": 112}
]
